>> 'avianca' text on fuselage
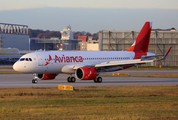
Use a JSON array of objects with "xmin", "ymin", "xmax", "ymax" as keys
[{"xmin": 45, "ymin": 54, "xmax": 83, "ymax": 66}]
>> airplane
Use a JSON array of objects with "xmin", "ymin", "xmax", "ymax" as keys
[{"xmin": 13, "ymin": 22, "xmax": 172, "ymax": 84}]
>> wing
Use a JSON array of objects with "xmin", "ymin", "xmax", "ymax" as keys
[
  {"xmin": 93, "ymin": 59, "xmax": 153, "ymax": 72},
  {"xmin": 94, "ymin": 59, "xmax": 153, "ymax": 68},
  {"xmin": 70, "ymin": 47, "xmax": 172, "ymax": 73},
  {"xmin": 71, "ymin": 59, "xmax": 153, "ymax": 73}
]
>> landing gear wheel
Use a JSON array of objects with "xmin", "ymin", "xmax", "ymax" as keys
[
  {"xmin": 71, "ymin": 77, "xmax": 76, "ymax": 83},
  {"xmin": 32, "ymin": 73, "xmax": 38, "ymax": 84},
  {"xmin": 67, "ymin": 77, "xmax": 76, "ymax": 83},
  {"xmin": 97, "ymin": 77, "xmax": 102, "ymax": 83},
  {"xmin": 94, "ymin": 79, "xmax": 98, "ymax": 83},
  {"xmin": 94, "ymin": 77, "xmax": 102, "ymax": 83},
  {"xmin": 32, "ymin": 79, "xmax": 38, "ymax": 84},
  {"xmin": 67, "ymin": 77, "xmax": 71, "ymax": 82}
]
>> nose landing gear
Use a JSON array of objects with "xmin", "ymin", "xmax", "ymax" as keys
[
  {"xmin": 32, "ymin": 79, "xmax": 38, "ymax": 83},
  {"xmin": 32, "ymin": 73, "xmax": 38, "ymax": 84}
]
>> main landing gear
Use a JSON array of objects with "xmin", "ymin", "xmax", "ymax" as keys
[
  {"xmin": 94, "ymin": 73, "xmax": 102, "ymax": 83},
  {"xmin": 66, "ymin": 74, "xmax": 102, "ymax": 83},
  {"xmin": 32, "ymin": 73, "xmax": 38, "ymax": 84},
  {"xmin": 94, "ymin": 77, "xmax": 102, "ymax": 83},
  {"xmin": 67, "ymin": 74, "xmax": 76, "ymax": 83}
]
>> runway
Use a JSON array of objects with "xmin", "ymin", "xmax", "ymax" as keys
[{"xmin": 0, "ymin": 73, "xmax": 178, "ymax": 88}]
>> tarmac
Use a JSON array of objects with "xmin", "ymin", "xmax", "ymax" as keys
[
  {"xmin": 0, "ymin": 72, "xmax": 178, "ymax": 88},
  {"xmin": 0, "ymin": 66, "xmax": 178, "ymax": 88}
]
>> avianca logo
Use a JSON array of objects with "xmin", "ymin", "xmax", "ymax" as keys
[
  {"xmin": 45, "ymin": 54, "xmax": 83, "ymax": 66},
  {"xmin": 45, "ymin": 55, "xmax": 52, "ymax": 66},
  {"xmin": 88, "ymin": 71, "xmax": 92, "ymax": 78}
]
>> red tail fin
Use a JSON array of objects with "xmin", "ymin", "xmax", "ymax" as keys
[{"xmin": 127, "ymin": 22, "xmax": 152, "ymax": 52}]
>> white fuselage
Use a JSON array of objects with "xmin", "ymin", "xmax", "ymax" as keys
[{"xmin": 13, "ymin": 51, "xmax": 154, "ymax": 74}]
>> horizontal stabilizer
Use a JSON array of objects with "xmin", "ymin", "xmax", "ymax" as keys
[
  {"xmin": 160, "ymin": 46, "xmax": 172, "ymax": 60},
  {"xmin": 142, "ymin": 47, "xmax": 172, "ymax": 61}
]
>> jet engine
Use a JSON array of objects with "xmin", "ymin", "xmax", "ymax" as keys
[
  {"xmin": 37, "ymin": 74, "xmax": 57, "ymax": 80},
  {"xmin": 75, "ymin": 67, "xmax": 97, "ymax": 80}
]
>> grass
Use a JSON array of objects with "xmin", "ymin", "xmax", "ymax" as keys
[
  {"xmin": 130, "ymin": 74, "xmax": 178, "ymax": 78},
  {"xmin": 127, "ymin": 66, "xmax": 178, "ymax": 70},
  {"xmin": 0, "ymin": 86, "xmax": 178, "ymax": 119}
]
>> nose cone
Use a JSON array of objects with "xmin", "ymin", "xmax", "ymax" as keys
[
  {"xmin": 13, "ymin": 61, "xmax": 33, "ymax": 73},
  {"xmin": 13, "ymin": 62, "xmax": 19, "ymax": 72}
]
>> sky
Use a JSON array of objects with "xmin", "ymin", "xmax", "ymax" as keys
[{"xmin": 0, "ymin": 0, "xmax": 178, "ymax": 33}]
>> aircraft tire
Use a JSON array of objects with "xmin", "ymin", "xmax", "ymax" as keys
[
  {"xmin": 67, "ymin": 77, "xmax": 71, "ymax": 82},
  {"xmin": 97, "ymin": 77, "xmax": 102, "ymax": 83},
  {"xmin": 71, "ymin": 77, "xmax": 76, "ymax": 83},
  {"xmin": 32, "ymin": 79, "xmax": 35, "ymax": 83},
  {"xmin": 94, "ymin": 78, "xmax": 98, "ymax": 83},
  {"xmin": 32, "ymin": 79, "xmax": 38, "ymax": 84}
]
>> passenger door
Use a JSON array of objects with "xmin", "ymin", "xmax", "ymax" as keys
[{"xmin": 37, "ymin": 54, "xmax": 43, "ymax": 66}]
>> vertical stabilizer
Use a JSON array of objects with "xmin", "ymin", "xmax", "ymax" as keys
[{"xmin": 127, "ymin": 22, "xmax": 152, "ymax": 52}]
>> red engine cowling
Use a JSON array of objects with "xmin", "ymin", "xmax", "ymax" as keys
[
  {"xmin": 38, "ymin": 74, "xmax": 57, "ymax": 80},
  {"xmin": 75, "ymin": 67, "xmax": 97, "ymax": 80}
]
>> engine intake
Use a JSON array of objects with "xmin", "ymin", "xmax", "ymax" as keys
[
  {"xmin": 75, "ymin": 67, "xmax": 97, "ymax": 80},
  {"xmin": 38, "ymin": 74, "xmax": 57, "ymax": 80}
]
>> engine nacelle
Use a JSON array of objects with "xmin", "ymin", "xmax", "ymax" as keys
[
  {"xmin": 75, "ymin": 67, "xmax": 97, "ymax": 80},
  {"xmin": 38, "ymin": 74, "xmax": 57, "ymax": 80}
]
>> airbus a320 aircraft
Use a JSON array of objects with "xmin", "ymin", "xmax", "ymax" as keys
[{"xmin": 13, "ymin": 22, "xmax": 172, "ymax": 84}]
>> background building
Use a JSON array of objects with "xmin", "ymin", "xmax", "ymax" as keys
[
  {"xmin": 79, "ymin": 40, "xmax": 99, "ymax": 51},
  {"xmin": 78, "ymin": 36, "xmax": 94, "ymax": 42},
  {"xmin": 79, "ymin": 42, "xmax": 87, "ymax": 51},
  {"xmin": 30, "ymin": 38, "xmax": 61, "ymax": 50},
  {"xmin": 0, "ymin": 48, "xmax": 21, "ymax": 65},
  {"xmin": 78, "ymin": 36, "xmax": 88, "ymax": 42},
  {"xmin": 30, "ymin": 25, "xmax": 80, "ymax": 51},
  {"xmin": 0, "ymin": 23, "xmax": 29, "ymax": 50},
  {"xmin": 87, "ymin": 40, "xmax": 99, "ymax": 51},
  {"xmin": 60, "ymin": 25, "xmax": 80, "ymax": 50},
  {"xmin": 88, "ymin": 36, "xmax": 93, "ymax": 40},
  {"xmin": 60, "ymin": 25, "xmax": 73, "ymax": 40},
  {"xmin": 30, "ymin": 38, "xmax": 80, "ymax": 51},
  {"xmin": 99, "ymin": 30, "xmax": 178, "ymax": 66}
]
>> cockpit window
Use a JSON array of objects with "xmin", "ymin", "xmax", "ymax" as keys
[
  {"xmin": 20, "ymin": 58, "xmax": 25, "ymax": 61},
  {"xmin": 20, "ymin": 58, "xmax": 32, "ymax": 61}
]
